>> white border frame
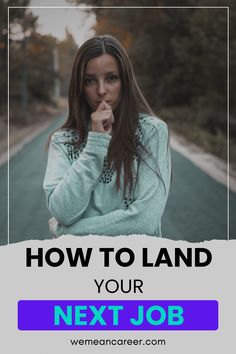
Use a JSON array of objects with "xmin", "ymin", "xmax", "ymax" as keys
[{"xmin": 7, "ymin": 5, "xmax": 230, "ymax": 244}]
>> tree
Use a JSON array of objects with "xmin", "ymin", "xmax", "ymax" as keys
[
  {"xmin": 58, "ymin": 28, "xmax": 78, "ymax": 97},
  {"xmin": 0, "ymin": 0, "xmax": 31, "ymax": 112}
]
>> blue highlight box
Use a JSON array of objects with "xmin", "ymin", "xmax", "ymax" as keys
[{"xmin": 18, "ymin": 300, "xmax": 218, "ymax": 331}]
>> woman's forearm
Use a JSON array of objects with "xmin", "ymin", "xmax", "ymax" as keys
[{"xmin": 44, "ymin": 131, "xmax": 111, "ymax": 226}]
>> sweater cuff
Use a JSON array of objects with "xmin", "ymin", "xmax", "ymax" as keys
[{"xmin": 84, "ymin": 131, "xmax": 111, "ymax": 154}]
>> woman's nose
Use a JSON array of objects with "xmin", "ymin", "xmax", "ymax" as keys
[{"xmin": 97, "ymin": 80, "xmax": 107, "ymax": 96}]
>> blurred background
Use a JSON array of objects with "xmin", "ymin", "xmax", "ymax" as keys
[{"xmin": 0, "ymin": 0, "xmax": 235, "ymax": 244}]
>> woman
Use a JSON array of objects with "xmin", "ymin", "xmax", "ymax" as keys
[{"xmin": 43, "ymin": 34, "xmax": 171, "ymax": 237}]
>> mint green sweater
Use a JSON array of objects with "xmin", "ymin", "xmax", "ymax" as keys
[{"xmin": 43, "ymin": 115, "xmax": 171, "ymax": 237}]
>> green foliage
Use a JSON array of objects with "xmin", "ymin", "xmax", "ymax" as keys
[
  {"xmin": 1, "ymin": 1, "xmax": 77, "ymax": 124},
  {"xmin": 0, "ymin": 0, "xmax": 31, "ymax": 109},
  {"xmin": 58, "ymin": 29, "xmax": 78, "ymax": 97}
]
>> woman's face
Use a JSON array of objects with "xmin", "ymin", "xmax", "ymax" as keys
[{"xmin": 83, "ymin": 54, "xmax": 121, "ymax": 111}]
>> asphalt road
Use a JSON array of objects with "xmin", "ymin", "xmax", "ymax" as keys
[{"xmin": 0, "ymin": 116, "xmax": 235, "ymax": 245}]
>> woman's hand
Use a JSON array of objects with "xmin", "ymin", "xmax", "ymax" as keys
[{"xmin": 91, "ymin": 101, "xmax": 114, "ymax": 135}]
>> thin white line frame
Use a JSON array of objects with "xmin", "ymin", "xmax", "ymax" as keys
[{"xmin": 7, "ymin": 5, "xmax": 230, "ymax": 243}]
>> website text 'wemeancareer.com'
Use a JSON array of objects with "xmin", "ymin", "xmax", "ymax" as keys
[{"xmin": 70, "ymin": 337, "xmax": 166, "ymax": 347}]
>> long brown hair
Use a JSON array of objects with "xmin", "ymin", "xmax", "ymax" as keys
[{"xmin": 59, "ymin": 34, "xmax": 156, "ymax": 194}]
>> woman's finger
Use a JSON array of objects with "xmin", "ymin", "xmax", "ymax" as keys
[{"xmin": 96, "ymin": 101, "xmax": 106, "ymax": 112}]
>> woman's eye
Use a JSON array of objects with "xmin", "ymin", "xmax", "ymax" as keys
[
  {"xmin": 84, "ymin": 75, "xmax": 119, "ymax": 86},
  {"xmin": 107, "ymin": 75, "xmax": 119, "ymax": 82},
  {"xmin": 84, "ymin": 78, "xmax": 95, "ymax": 86}
]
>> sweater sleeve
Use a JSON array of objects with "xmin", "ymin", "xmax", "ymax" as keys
[
  {"xmin": 55, "ymin": 121, "xmax": 171, "ymax": 236},
  {"xmin": 43, "ymin": 131, "xmax": 111, "ymax": 226}
]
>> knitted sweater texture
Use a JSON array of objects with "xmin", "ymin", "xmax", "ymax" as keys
[{"xmin": 43, "ymin": 115, "xmax": 171, "ymax": 237}]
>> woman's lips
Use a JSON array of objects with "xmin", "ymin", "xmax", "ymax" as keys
[{"xmin": 96, "ymin": 100, "xmax": 112, "ymax": 104}]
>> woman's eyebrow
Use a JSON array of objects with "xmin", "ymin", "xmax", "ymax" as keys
[
  {"xmin": 106, "ymin": 71, "xmax": 119, "ymax": 75},
  {"xmin": 84, "ymin": 71, "xmax": 119, "ymax": 77},
  {"xmin": 84, "ymin": 73, "xmax": 96, "ymax": 77}
]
